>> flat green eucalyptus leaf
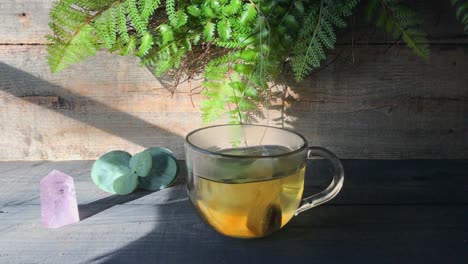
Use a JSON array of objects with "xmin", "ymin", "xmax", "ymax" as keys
[
  {"xmin": 130, "ymin": 150, "xmax": 153, "ymax": 177},
  {"xmin": 146, "ymin": 147, "xmax": 177, "ymax": 159},
  {"xmin": 139, "ymin": 147, "xmax": 179, "ymax": 190},
  {"xmin": 113, "ymin": 171, "xmax": 138, "ymax": 195},
  {"xmin": 91, "ymin": 150, "xmax": 132, "ymax": 194}
]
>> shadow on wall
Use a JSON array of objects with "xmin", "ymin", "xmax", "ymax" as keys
[{"xmin": 0, "ymin": 62, "xmax": 183, "ymax": 157}]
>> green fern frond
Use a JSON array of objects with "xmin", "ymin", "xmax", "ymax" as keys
[
  {"xmin": 166, "ymin": 0, "xmax": 177, "ymax": 27},
  {"xmin": 204, "ymin": 64, "xmax": 229, "ymax": 80},
  {"xmin": 136, "ymin": 32, "xmax": 154, "ymax": 56},
  {"xmin": 159, "ymin": 24, "xmax": 174, "ymax": 45},
  {"xmin": 451, "ymin": 0, "xmax": 468, "ymax": 32},
  {"xmin": 187, "ymin": 5, "xmax": 201, "ymax": 17},
  {"xmin": 47, "ymin": 25, "xmax": 99, "ymax": 73},
  {"xmin": 240, "ymin": 3, "xmax": 257, "ymax": 25},
  {"xmin": 217, "ymin": 18, "xmax": 232, "ymax": 41},
  {"xmin": 119, "ymin": 36, "xmax": 137, "ymax": 55},
  {"xmin": 202, "ymin": 4, "xmax": 216, "ymax": 19},
  {"xmin": 203, "ymin": 21, "xmax": 216, "ymax": 41},
  {"xmin": 116, "ymin": 4, "xmax": 130, "ymax": 42},
  {"xmin": 214, "ymin": 40, "xmax": 239, "ymax": 48},
  {"xmin": 140, "ymin": 0, "xmax": 162, "ymax": 20},
  {"xmin": 94, "ymin": 9, "xmax": 117, "ymax": 48},
  {"xmin": 231, "ymin": 20, "xmax": 251, "ymax": 36},
  {"xmin": 294, "ymin": 1, "xmax": 305, "ymax": 14},
  {"xmin": 200, "ymin": 79, "xmax": 232, "ymax": 124},
  {"xmin": 47, "ymin": 1, "xmax": 99, "ymax": 73},
  {"xmin": 174, "ymin": 10, "xmax": 189, "ymax": 28},
  {"xmin": 75, "ymin": 0, "xmax": 116, "ymax": 10},
  {"xmin": 339, "ymin": 0, "xmax": 361, "ymax": 16},
  {"xmin": 291, "ymin": 0, "xmax": 356, "ymax": 82},
  {"xmin": 223, "ymin": 0, "xmax": 242, "ymax": 16},
  {"xmin": 50, "ymin": 0, "xmax": 439, "ymax": 126},
  {"xmin": 367, "ymin": 0, "xmax": 429, "ymax": 58},
  {"xmin": 127, "ymin": 0, "xmax": 147, "ymax": 35},
  {"xmin": 206, "ymin": 52, "xmax": 240, "ymax": 67},
  {"xmin": 47, "ymin": 0, "xmax": 132, "ymax": 73}
]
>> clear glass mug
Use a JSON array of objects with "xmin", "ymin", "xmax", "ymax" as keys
[{"xmin": 185, "ymin": 124, "xmax": 344, "ymax": 238}]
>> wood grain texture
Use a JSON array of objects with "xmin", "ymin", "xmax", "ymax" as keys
[
  {"xmin": 1, "ymin": 0, "xmax": 466, "ymax": 44},
  {"xmin": 288, "ymin": 45, "xmax": 468, "ymax": 159},
  {"xmin": 1, "ymin": 44, "xmax": 467, "ymax": 160},
  {"xmin": 0, "ymin": 0, "xmax": 53, "ymax": 44},
  {"xmin": 0, "ymin": 45, "xmax": 204, "ymax": 160},
  {"xmin": 0, "ymin": 160, "xmax": 467, "ymax": 263}
]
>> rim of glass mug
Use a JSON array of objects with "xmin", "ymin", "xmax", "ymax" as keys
[{"xmin": 185, "ymin": 124, "xmax": 308, "ymax": 159}]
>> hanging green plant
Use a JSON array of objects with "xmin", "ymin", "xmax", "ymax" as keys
[{"xmin": 46, "ymin": 0, "xmax": 464, "ymax": 124}]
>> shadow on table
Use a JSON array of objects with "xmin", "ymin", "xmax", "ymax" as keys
[
  {"xmin": 79, "ymin": 161, "xmax": 188, "ymax": 220},
  {"xmin": 87, "ymin": 160, "xmax": 468, "ymax": 264},
  {"xmin": 78, "ymin": 190, "xmax": 156, "ymax": 221}
]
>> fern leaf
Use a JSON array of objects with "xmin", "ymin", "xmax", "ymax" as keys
[
  {"xmin": 204, "ymin": 64, "xmax": 229, "ymax": 80},
  {"xmin": 217, "ymin": 18, "xmax": 232, "ymax": 41},
  {"xmin": 159, "ymin": 24, "xmax": 174, "ymax": 45},
  {"xmin": 240, "ymin": 3, "xmax": 257, "ymax": 25},
  {"xmin": 200, "ymin": 80, "xmax": 230, "ymax": 124},
  {"xmin": 323, "ymin": 8, "xmax": 346, "ymax": 28},
  {"xmin": 187, "ymin": 5, "xmax": 201, "ymax": 17},
  {"xmin": 116, "ymin": 4, "xmax": 129, "ymax": 42},
  {"xmin": 451, "ymin": 0, "xmax": 468, "ymax": 32},
  {"xmin": 136, "ymin": 32, "xmax": 154, "ymax": 56},
  {"xmin": 75, "ymin": 0, "xmax": 116, "ymax": 10},
  {"xmin": 367, "ymin": 0, "xmax": 429, "ymax": 58},
  {"xmin": 107, "ymin": 8, "xmax": 117, "ymax": 46},
  {"xmin": 284, "ymin": 14, "xmax": 300, "ymax": 32},
  {"xmin": 214, "ymin": 40, "xmax": 239, "ymax": 48},
  {"xmin": 291, "ymin": 0, "xmax": 359, "ymax": 81},
  {"xmin": 206, "ymin": 52, "xmax": 240, "ymax": 67},
  {"xmin": 95, "ymin": 9, "xmax": 116, "ymax": 48},
  {"xmin": 238, "ymin": 49, "xmax": 258, "ymax": 62},
  {"xmin": 166, "ymin": 0, "xmax": 177, "ymax": 27},
  {"xmin": 202, "ymin": 5, "xmax": 216, "ymax": 18},
  {"xmin": 47, "ymin": 25, "xmax": 98, "ymax": 73},
  {"xmin": 175, "ymin": 10, "xmax": 189, "ymax": 28},
  {"xmin": 127, "ymin": 0, "xmax": 146, "ymax": 35},
  {"xmin": 47, "ymin": 0, "xmax": 138, "ymax": 72},
  {"xmin": 204, "ymin": 22, "xmax": 216, "ymax": 41},
  {"xmin": 119, "ymin": 36, "xmax": 137, "ymax": 55},
  {"xmin": 223, "ymin": 0, "xmax": 242, "ymax": 15},
  {"xmin": 47, "ymin": 0, "xmax": 97, "ymax": 73},
  {"xmin": 231, "ymin": 20, "xmax": 250, "ymax": 35},
  {"xmin": 140, "ymin": 0, "xmax": 162, "ymax": 21},
  {"xmin": 456, "ymin": 2, "xmax": 468, "ymax": 19},
  {"xmin": 292, "ymin": 0, "xmax": 352, "ymax": 81},
  {"xmin": 294, "ymin": 1, "xmax": 305, "ymax": 14}
]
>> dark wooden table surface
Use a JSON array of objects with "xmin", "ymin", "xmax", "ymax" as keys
[{"xmin": 0, "ymin": 160, "xmax": 467, "ymax": 263}]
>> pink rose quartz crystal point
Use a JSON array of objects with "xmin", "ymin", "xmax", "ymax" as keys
[{"xmin": 40, "ymin": 170, "xmax": 80, "ymax": 228}]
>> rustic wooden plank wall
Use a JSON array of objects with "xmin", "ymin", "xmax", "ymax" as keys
[{"xmin": 0, "ymin": 0, "xmax": 466, "ymax": 160}]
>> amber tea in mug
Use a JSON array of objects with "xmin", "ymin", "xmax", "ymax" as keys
[{"xmin": 185, "ymin": 125, "xmax": 344, "ymax": 238}]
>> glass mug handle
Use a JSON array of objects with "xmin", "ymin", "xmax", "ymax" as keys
[{"xmin": 295, "ymin": 146, "xmax": 345, "ymax": 215}]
